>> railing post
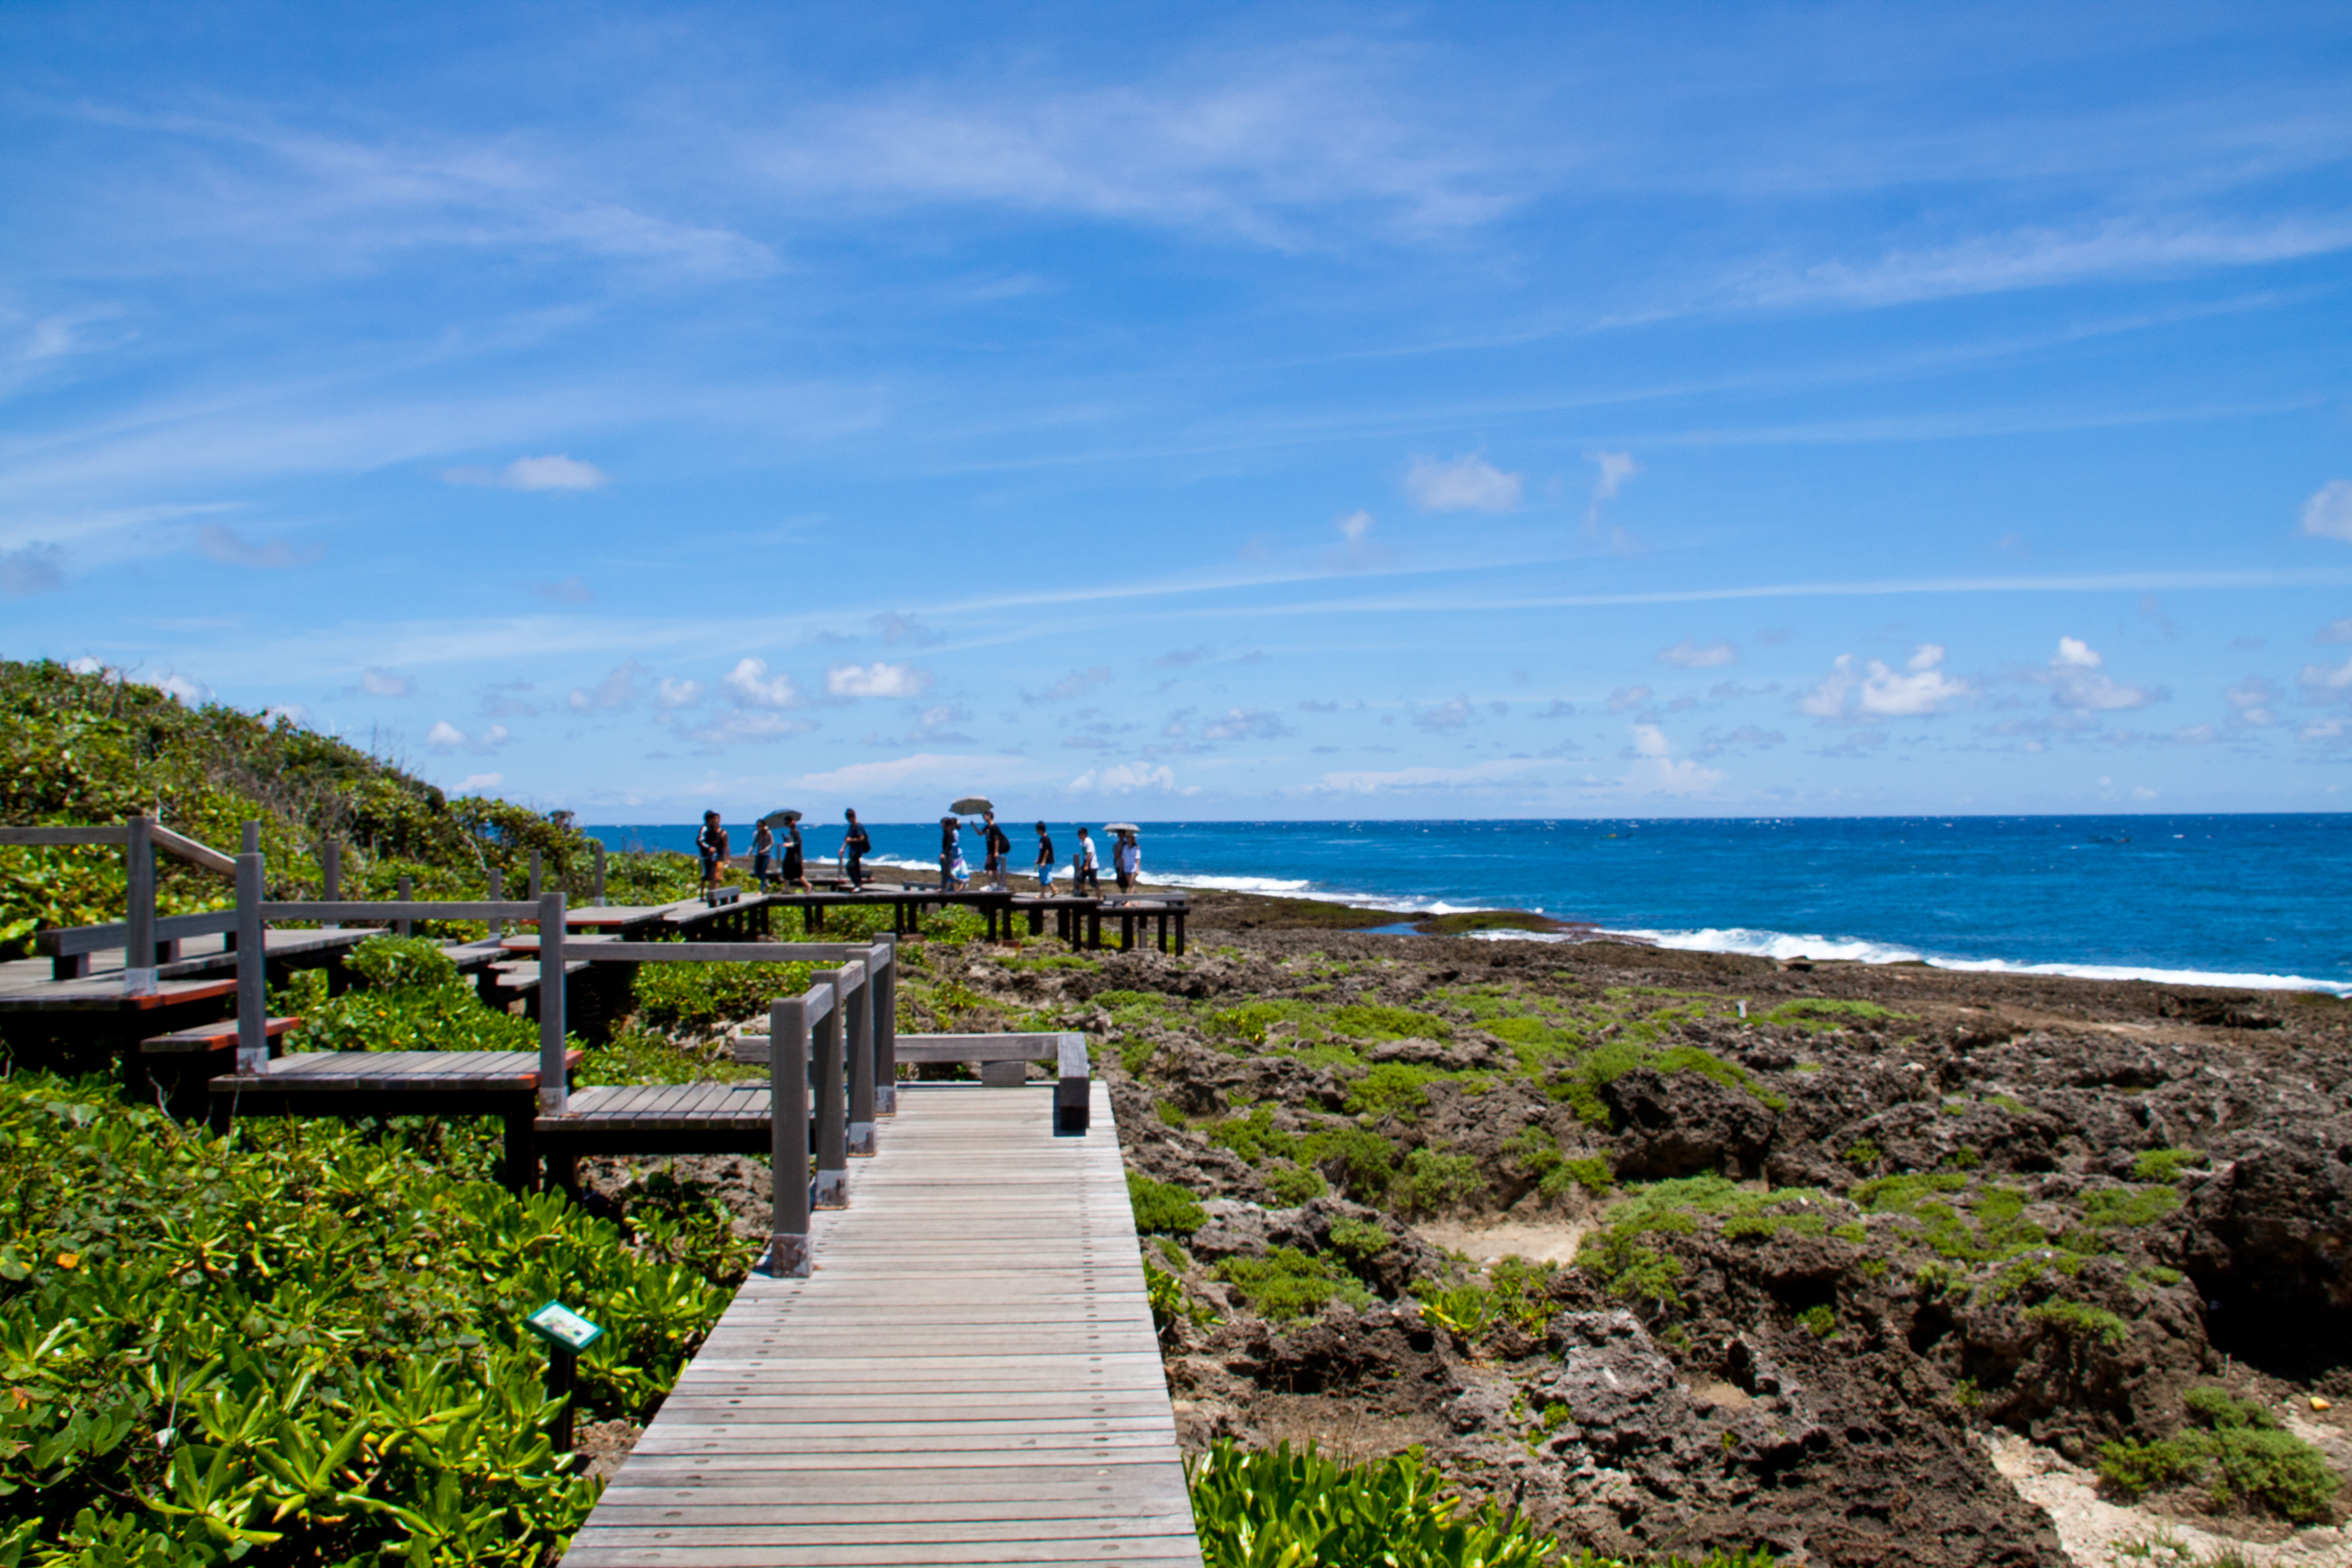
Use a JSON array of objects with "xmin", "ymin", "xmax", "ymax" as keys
[
  {"xmin": 488, "ymin": 866, "xmax": 505, "ymax": 937},
  {"xmin": 123, "ymin": 815, "xmax": 156, "ymax": 996},
  {"xmin": 874, "ymin": 934, "xmax": 897, "ymax": 1115},
  {"xmin": 813, "ymin": 974, "xmax": 847, "ymax": 1208},
  {"xmin": 529, "ymin": 849, "xmax": 543, "ymax": 901},
  {"xmin": 538, "ymin": 891, "xmax": 567, "ymax": 1116},
  {"xmin": 846, "ymin": 959, "xmax": 875, "ymax": 1156},
  {"xmin": 766, "ymin": 995, "xmax": 810, "ymax": 1276},
  {"xmin": 591, "ymin": 839, "xmax": 606, "ymax": 906},
  {"xmin": 320, "ymin": 837, "xmax": 341, "ymax": 931},
  {"xmin": 395, "ymin": 875, "xmax": 412, "ymax": 937},
  {"xmin": 236, "ymin": 823, "xmax": 266, "ymax": 1073}
]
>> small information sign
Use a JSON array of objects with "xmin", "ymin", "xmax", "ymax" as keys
[{"xmin": 524, "ymin": 1299, "xmax": 605, "ymax": 1352}]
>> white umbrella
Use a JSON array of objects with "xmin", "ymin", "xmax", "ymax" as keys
[{"xmin": 1104, "ymin": 822, "xmax": 1140, "ymax": 834}]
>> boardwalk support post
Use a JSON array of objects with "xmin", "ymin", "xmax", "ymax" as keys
[
  {"xmin": 319, "ymin": 838, "xmax": 340, "ymax": 930},
  {"xmin": 846, "ymin": 957, "xmax": 875, "ymax": 1156},
  {"xmin": 394, "ymin": 876, "xmax": 412, "ymax": 937},
  {"xmin": 813, "ymin": 973, "xmax": 847, "ymax": 1207},
  {"xmin": 874, "ymin": 934, "xmax": 897, "ymax": 1115},
  {"xmin": 766, "ymin": 995, "xmax": 810, "ymax": 1276},
  {"xmin": 591, "ymin": 840, "xmax": 606, "ymax": 906},
  {"xmin": 538, "ymin": 892, "xmax": 567, "ymax": 1115},
  {"xmin": 235, "ymin": 824, "xmax": 265, "ymax": 1074},
  {"xmin": 529, "ymin": 849, "xmax": 543, "ymax": 901},
  {"xmin": 123, "ymin": 816, "xmax": 156, "ymax": 997},
  {"xmin": 488, "ymin": 867, "xmax": 504, "ymax": 937}
]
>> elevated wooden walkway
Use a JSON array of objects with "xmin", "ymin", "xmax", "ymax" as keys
[{"xmin": 560, "ymin": 1079, "xmax": 1202, "ymax": 1568}]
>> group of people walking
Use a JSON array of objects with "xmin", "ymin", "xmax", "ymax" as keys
[
  {"xmin": 695, "ymin": 808, "xmax": 1142, "ymax": 896},
  {"xmin": 940, "ymin": 813, "xmax": 1141, "ymax": 895}
]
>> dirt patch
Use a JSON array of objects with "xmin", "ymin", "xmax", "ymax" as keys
[{"xmin": 1415, "ymin": 1218, "xmax": 1590, "ymax": 1265}]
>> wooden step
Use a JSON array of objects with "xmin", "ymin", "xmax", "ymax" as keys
[{"xmin": 140, "ymin": 1015, "xmax": 302, "ymax": 1054}]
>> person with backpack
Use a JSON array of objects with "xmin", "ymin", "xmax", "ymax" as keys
[
  {"xmin": 1074, "ymin": 827, "xmax": 1100, "ymax": 894},
  {"xmin": 938, "ymin": 816, "xmax": 961, "ymax": 892},
  {"xmin": 1033, "ymin": 821, "xmax": 1057, "ymax": 893},
  {"xmin": 841, "ymin": 808, "xmax": 871, "ymax": 889},
  {"xmin": 696, "ymin": 811, "xmax": 730, "ymax": 893},
  {"xmin": 981, "ymin": 811, "xmax": 1012, "ymax": 890}
]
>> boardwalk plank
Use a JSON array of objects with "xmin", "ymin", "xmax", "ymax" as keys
[{"xmin": 556, "ymin": 1081, "xmax": 1199, "ymax": 1568}]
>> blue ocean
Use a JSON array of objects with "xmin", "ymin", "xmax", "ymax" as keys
[{"xmin": 582, "ymin": 817, "xmax": 2352, "ymax": 995}]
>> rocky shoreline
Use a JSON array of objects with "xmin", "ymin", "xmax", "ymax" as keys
[{"xmin": 614, "ymin": 880, "xmax": 2352, "ymax": 1566}]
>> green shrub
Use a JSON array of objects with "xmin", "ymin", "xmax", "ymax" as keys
[
  {"xmin": 2025, "ymin": 1300, "xmax": 2130, "ymax": 1348},
  {"xmin": 1328, "ymin": 1004, "xmax": 1451, "ymax": 1041},
  {"xmin": 2132, "ymin": 1146, "xmax": 2205, "ymax": 1182},
  {"xmin": 1794, "ymin": 1304, "xmax": 1836, "ymax": 1338},
  {"xmin": 344, "ymin": 933, "xmax": 460, "ymax": 990},
  {"xmin": 1208, "ymin": 1107, "xmax": 1302, "ymax": 1165},
  {"xmin": 1127, "ymin": 1173, "xmax": 1207, "ymax": 1236},
  {"xmin": 1325, "ymin": 1217, "xmax": 1394, "ymax": 1266},
  {"xmin": 1413, "ymin": 1257, "xmax": 1559, "ymax": 1342},
  {"xmin": 1347, "ymin": 1062, "xmax": 1463, "ymax": 1121},
  {"xmin": 1187, "ymin": 1440, "xmax": 1557, "ymax": 1567},
  {"xmin": 1212, "ymin": 1248, "xmax": 1372, "ymax": 1321},
  {"xmin": 1762, "ymin": 998, "xmax": 1904, "ymax": 1031},
  {"xmin": 1299, "ymin": 1126, "xmax": 1398, "ymax": 1200},
  {"xmin": 631, "ymin": 959, "xmax": 815, "ymax": 1036},
  {"xmin": 0, "ymin": 1071, "xmax": 739, "ymax": 1564},
  {"xmin": 1205, "ymin": 1000, "xmax": 1323, "ymax": 1049},
  {"xmin": 1265, "ymin": 1163, "xmax": 1327, "ymax": 1206},
  {"xmin": 1393, "ymin": 1148, "xmax": 1485, "ymax": 1215},
  {"xmin": 1542, "ymin": 1156, "xmax": 1616, "ymax": 1198},
  {"xmin": 287, "ymin": 975, "xmax": 542, "ymax": 1055},
  {"xmin": 2097, "ymin": 1387, "xmax": 2339, "ymax": 1523},
  {"xmin": 1118, "ymin": 1036, "xmax": 1157, "ymax": 1075},
  {"xmin": 1501, "ymin": 1125, "xmax": 1562, "ymax": 1178},
  {"xmin": 2079, "ymin": 1185, "xmax": 2183, "ymax": 1229}
]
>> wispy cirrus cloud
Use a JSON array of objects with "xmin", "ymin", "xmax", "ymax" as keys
[{"xmin": 441, "ymin": 454, "xmax": 611, "ymax": 491}]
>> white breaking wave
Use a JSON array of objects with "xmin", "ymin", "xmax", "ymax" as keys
[{"xmin": 1608, "ymin": 925, "xmax": 2352, "ymax": 997}]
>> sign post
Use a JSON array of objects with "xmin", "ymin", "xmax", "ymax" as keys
[{"xmin": 523, "ymin": 1299, "xmax": 605, "ymax": 1458}]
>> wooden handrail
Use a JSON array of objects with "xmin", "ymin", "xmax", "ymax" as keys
[{"xmin": 151, "ymin": 825, "xmax": 235, "ymax": 875}]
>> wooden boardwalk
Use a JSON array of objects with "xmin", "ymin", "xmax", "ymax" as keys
[{"xmin": 560, "ymin": 1079, "xmax": 1203, "ymax": 1568}]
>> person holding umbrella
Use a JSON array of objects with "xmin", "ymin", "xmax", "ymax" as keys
[
  {"xmin": 1107, "ymin": 824, "xmax": 1141, "ymax": 892},
  {"xmin": 759, "ymin": 809, "xmax": 811, "ymax": 891}
]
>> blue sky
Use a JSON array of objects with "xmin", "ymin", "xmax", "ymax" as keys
[{"xmin": 3, "ymin": 1, "xmax": 2350, "ymax": 822}]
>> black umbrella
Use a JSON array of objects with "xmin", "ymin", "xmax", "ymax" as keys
[
  {"xmin": 758, "ymin": 809, "xmax": 803, "ymax": 827},
  {"xmin": 951, "ymin": 796, "xmax": 994, "ymax": 815}
]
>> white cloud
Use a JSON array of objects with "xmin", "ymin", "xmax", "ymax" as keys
[
  {"xmin": 827, "ymin": 661, "xmax": 932, "ymax": 699},
  {"xmin": 1621, "ymin": 725, "xmax": 1723, "ymax": 796},
  {"xmin": 1606, "ymin": 684, "xmax": 1653, "ymax": 714},
  {"xmin": 723, "ymin": 656, "xmax": 801, "ymax": 708},
  {"xmin": 426, "ymin": 720, "xmax": 466, "ymax": 748},
  {"xmin": 145, "ymin": 672, "xmax": 210, "ymax": 705},
  {"xmin": 2300, "ymin": 482, "xmax": 2352, "ymax": 540},
  {"xmin": 2048, "ymin": 637, "xmax": 2157, "ymax": 710},
  {"xmin": 686, "ymin": 711, "xmax": 817, "ymax": 746},
  {"xmin": 1, "ymin": 544, "xmax": 64, "ymax": 595},
  {"xmin": 1656, "ymin": 638, "xmax": 1736, "ymax": 669},
  {"xmin": 1031, "ymin": 666, "xmax": 1113, "ymax": 703},
  {"xmin": 359, "ymin": 667, "xmax": 413, "ymax": 697},
  {"xmin": 1802, "ymin": 644, "xmax": 1971, "ymax": 719},
  {"xmin": 656, "ymin": 677, "xmax": 705, "ymax": 710},
  {"xmin": 458, "ymin": 772, "xmax": 505, "ymax": 792},
  {"xmin": 786, "ymin": 752, "xmax": 1029, "ymax": 794},
  {"xmin": 196, "ymin": 524, "xmax": 322, "ymax": 569},
  {"xmin": 569, "ymin": 661, "xmax": 644, "ymax": 711},
  {"xmin": 2300, "ymin": 652, "xmax": 2352, "ymax": 694},
  {"xmin": 1412, "ymin": 696, "xmax": 1472, "ymax": 733},
  {"xmin": 1070, "ymin": 761, "xmax": 1196, "ymax": 794},
  {"xmin": 1322, "ymin": 509, "xmax": 1387, "ymax": 573},
  {"xmin": 66, "ymin": 656, "xmax": 104, "ymax": 675},
  {"xmin": 1291, "ymin": 758, "xmax": 1541, "ymax": 794},
  {"xmin": 262, "ymin": 703, "xmax": 307, "ymax": 726},
  {"xmin": 441, "ymin": 454, "xmax": 612, "ymax": 491},
  {"xmin": 2224, "ymin": 676, "xmax": 2279, "ymax": 726},
  {"xmin": 1584, "ymin": 450, "xmax": 1638, "ymax": 536},
  {"xmin": 1202, "ymin": 707, "xmax": 1291, "ymax": 740},
  {"xmin": 1403, "ymin": 453, "xmax": 1521, "ymax": 513}
]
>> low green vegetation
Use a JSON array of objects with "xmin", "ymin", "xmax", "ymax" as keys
[
  {"xmin": 2097, "ymin": 1388, "xmax": 2339, "ymax": 1523},
  {"xmin": 1578, "ymin": 1177, "xmax": 1834, "ymax": 1311},
  {"xmin": 2025, "ymin": 1299, "xmax": 2131, "ymax": 1349},
  {"xmin": 2132, "ymin": 1147, "xmax": 2207, "ymax": 1183},
  {"xmin": 1413, "ymin": 1258, "xmax": 1560, "ymax": 1342},
  {"xmin": 1211, "ymin": 1248, "xmax": 1372, "ymax": 1320},
  {"xmin": 1761, "ymin": 999, "xmax": 1905, "ymax": 1031},
  {"xmin": 0, "ymin": 1071, "xmax": 744, "ymax": 1565},
  {"xmin": 1127, "ymin": 1173, "xmax": 1208, "ymax": 1236}
]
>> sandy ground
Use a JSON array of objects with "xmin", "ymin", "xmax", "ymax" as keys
[
  {"xmin": 1990, "ymin": 1433, "xmax": 2352, "ymax": 1567},
  {"xmin": 1413, "ymin": 1218, "xmax": 1592, "ymax": 1265}
]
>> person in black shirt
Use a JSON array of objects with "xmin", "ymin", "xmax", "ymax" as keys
[
  {"xmin": 981, "ymin": 812, "xmax": 1011, "ymax": 890},
  {"xmin": 845, "ymin": 811, "xmax": 871, "ymax": 887},
  {"xmin": 1033, "ymin": 822, "xmax": 1056, "ymax": 893},
  {"xmin": 781, "ymin": 815, "xmax": 809, "ymax": 890},
  {"xmin": 696, "ymin": 811, "xmax": 729, "ymax": 892},
  {"xmin": 938, "ymin": 816, "xmax": 960, "ymax": 892}
]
